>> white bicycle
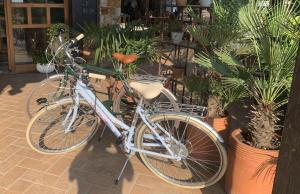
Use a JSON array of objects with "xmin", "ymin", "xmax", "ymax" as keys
[
  {"xmin": 25, "ymin": 29, "xmax": 178, "ymax": 124},
  {"xmin": 26, "ymin": 34, "xmax": 227, "ymax": 189}
]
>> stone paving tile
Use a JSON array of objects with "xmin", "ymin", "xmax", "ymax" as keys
[
  {"xmin": 18, "ymin": 158, "xmax": 53, "ymax": 172},
  {"xmin": 0, "ymin": 167, "xmax": 27, "ymax": 188},
  {"xmin": 0, "ymin": 145, "xmax": 22, "ymax": 162},
  {"xmin": 24, "ymin": 184, "xmax": 65, "ymax": 194},
  {"xmin": 0, "ymin": 73, "xmax": 226, "ymax": 194},
  {"xmin": 47, "ymin": 158, "xmax": 73, "ymax": 176},
  {"xmin": 0, "ymin": 154, "xmax": 25, "ymax": 175},
  {"xmin": 20, "ymin": 169, "xmax": 59, "ymax": 187},
  {"xmin": 7, "ymin": 179, "xmax": 32, "ymax": 193}
]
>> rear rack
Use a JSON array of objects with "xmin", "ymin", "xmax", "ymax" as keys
[
  {"xmin": 130, "ymin": 74, "xmax": 168, "ymax": 85},
  {"xmin": 151, "ymin": 102, "xmax": 208, "ymax": 119}
]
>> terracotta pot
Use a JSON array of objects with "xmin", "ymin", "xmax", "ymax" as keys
[
  {"xmin": 225, "ymin": 129, "xmax": 278, "ymax": 194},
  {"xmin": 206, "ymin": 116, "xmax": 229, "ymax": 143}
]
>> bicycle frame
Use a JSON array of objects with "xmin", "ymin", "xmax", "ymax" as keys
[
  {"xmin": 54, "ymin": 64, "xmax": 137, "ymax": 110},
  {"xmin": 66, "ymin": 79, "xmax": 181, "ymax": 160}
]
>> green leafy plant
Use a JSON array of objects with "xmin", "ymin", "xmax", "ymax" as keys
[
  {"xmin": 82, "ymin": 22, "xmax": 160, "ymax": 68},
  {"xmin": 82, "ymin": 23, "xmax": 124, "ymax": 64},
  {"xmin": 183, "ymin": 75, "xmax": 209, "ymax": 105},
  {"xmin": 115, "ymin": 38, "xmax": 159, "ymax": 77},
  {"xmin": 194, "ymin": 1, "xmax": 300, "ymax": 149},
  {"xmin": 45, "ymin": 23, "xmax": 70, "ymax": 64},
  {"xmin": 121, "ymin": 38, "xmax": 159, "ymax": 64},
  {"xmin": 208, "ymin": 78, "xmax": 247, "ymax": 117},
  {"xmin": 32, "ymin": 50, "xmax": 48, "ymax": 64},
  {"xmin": 187, "ymin": 0, "xmax": 247, "ymax": 52},
  {"xmin": 187, "ymin": 0, "xmax": 248, "ymax": 117},
  {"xmin": 168, "ymin": 20, "xmax": 184, "ymax": 32},
  {"xmin": 46, "ymin": 23, "xmax": 70, "ymax": 43}
]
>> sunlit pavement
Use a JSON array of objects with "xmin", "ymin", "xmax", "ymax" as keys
[{"xmin": 0, "ymin": 73, "xmax": 225, "ymax": 194}]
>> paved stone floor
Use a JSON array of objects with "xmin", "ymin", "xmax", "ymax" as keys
[{"xmin": 0, "ymin": 73, "xmax": 225, "ymax": 194}]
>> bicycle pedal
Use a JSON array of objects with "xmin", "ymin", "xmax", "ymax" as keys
[{"xmin": 36, "ymin": 98, "xmax": 48, "ymax": 105}]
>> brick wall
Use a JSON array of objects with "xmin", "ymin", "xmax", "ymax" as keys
[{"xmin": 99, "ymin": 0, "xmax": 121, "ymax": 26}]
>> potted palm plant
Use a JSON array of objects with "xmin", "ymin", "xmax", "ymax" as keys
[
  {"xmin": 206, "ymin": 79, "xmax": 245, "ymax": 142},
  {"xmin": 184, "ymin": 74, "xmax": 243, "ymax": 142},
  {"xmin": 188, "ymin": 0, "xmax": 245, "ymax": 138},
  {"xmin": 195, "ymin": 1, "xmax": 300, "ymax": 193}
]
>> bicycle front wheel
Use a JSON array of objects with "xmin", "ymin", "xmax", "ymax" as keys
[
  {"xmin": 26, "ymin": 74, "xmax": 71, "ymax": 118},
  {"xmin": 135, "ymin": 113, "xmax": 227, "ymax": 189},
  {"xmin": 26, "ymin": 98, "xmax": 99, "ymax": 154}
]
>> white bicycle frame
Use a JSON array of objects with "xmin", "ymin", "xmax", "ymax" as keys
[{"xmin": 63, "ymin": 79, "xmax": 181, "ymax": 161}]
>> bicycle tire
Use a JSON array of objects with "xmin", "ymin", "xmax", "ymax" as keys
[
  {"xmin": 135, "ymin": 113, "xmax": 227, "ymax": 188},
  {"xmin": 26, "ymin": 98, "xmax": 100, "ymax": 154},
  {"xmin": 26, "ymin": 74, "xmax": 71, "ymax": 118}
]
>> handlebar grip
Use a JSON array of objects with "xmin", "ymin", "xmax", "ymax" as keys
[
  {"xmin": 88, "ymin": 73, "xmax": 106, "ymax": 80},
  {"xmin": 67, "ymin": 33, "xmax": 85, "ymax": 48},
  {"xmin": 76, "ymin": 34, "xmax": 84, "ymax": 41}
]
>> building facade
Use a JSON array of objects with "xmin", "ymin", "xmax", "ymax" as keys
[
  {"xmin": 0, "ymin": 0, "xmax": 163, "ymax": 73},
  {"xmin": 0, "ymin": 0, "xmax": 69, "ymax": 73}
]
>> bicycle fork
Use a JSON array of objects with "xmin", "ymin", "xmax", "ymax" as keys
[{"xmin": 62, "ymin": 95, "xmax": 80, "ymax": 133}]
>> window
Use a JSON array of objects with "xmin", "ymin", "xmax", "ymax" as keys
[
  {"xmin": 50, "ymin": 8, "xmax": 64, "ymax": 23},
  {"xmin": 32, "ymin": 8, "xmax": 47, "ymax": 24},
  {"xmin": 12, "ymin": 8, "xmax": 27, "ymax": 24}
]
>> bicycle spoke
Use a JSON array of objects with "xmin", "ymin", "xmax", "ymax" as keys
[
  {"xmin": 27, "ymin": 100, "xmax": 98, "ymax": 153},
  {"xmin": 137, "ymin": 113, "xmax": 226, "ymax": 188}
]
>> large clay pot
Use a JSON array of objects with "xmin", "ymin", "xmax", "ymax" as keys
[
  {"xmin": 176, "ymin": 0, "xmax": 187, "ymax": 6},
  {"xmin": 207, "ymin": 116, "xmax": 229, "ymax": 143},
  {"xmin": 225, "ymin": 129, "xmax": 278, "ymax": 194}
]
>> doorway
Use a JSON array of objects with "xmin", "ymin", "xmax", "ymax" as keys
[
  {"xmin": 5, "ymin": 0, "xmax": 69, "ymax": 73},
  {"xmin": 0, "ymin": 0, "xmax": 8, "ymax": 72}
]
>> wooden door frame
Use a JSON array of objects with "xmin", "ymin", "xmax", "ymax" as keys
[{"xmin": 5, "ymin": 0, "xmax": 69, "ymax": 73}]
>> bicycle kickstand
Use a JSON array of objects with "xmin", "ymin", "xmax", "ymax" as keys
[
  {"xmin": 114, "ymin": 154, "xmax": 133, "ymax": 185},
  {"xmin": 98, "ymin": 125, "xmax": 107, "ymax": 142}
]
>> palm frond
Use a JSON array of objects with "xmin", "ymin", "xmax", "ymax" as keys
[{"xmin": 194, "ymin": 53, "xmax": 233, "ymax": 76}]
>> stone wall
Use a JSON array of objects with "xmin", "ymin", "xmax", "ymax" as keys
[{"xmin": 99, "ymin": 0, "xmax": 122, "ymax": 26}]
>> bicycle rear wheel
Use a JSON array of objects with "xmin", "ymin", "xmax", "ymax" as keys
[
  {"xmin": 26, "ymin": 98, "xmax": 99, "ymax": 154},
  {"xmin": 135, "ymin": 113, "xmax": 227, "ymax": 188},
  {"xmin": 26, "ymin": 74, "xmax": 71, "ymax": 118}
]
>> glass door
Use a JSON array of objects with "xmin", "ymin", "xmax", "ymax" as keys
[
  {"xmin": 6, "ymin": 0, "xmax": 69, "ymax": 72},
  {"xmin": 0, "ymin": 0, "xmax": 8, "ymax": 71}
]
